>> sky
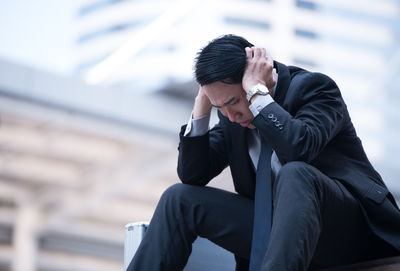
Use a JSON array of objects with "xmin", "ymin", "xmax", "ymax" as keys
[{"xmin": 0, "ymin": 0, "xmax": 77, "ymax": 75}]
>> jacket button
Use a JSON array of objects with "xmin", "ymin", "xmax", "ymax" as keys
[
  {"xmin": 275, "ymin": 122, "xmax": 281, "ymax": 127},
  {"xmin": 268, "ymin": 113, "xmax": 274, "ymax": 119},
  {"xmin": 271, "ymin": 117, "xmax": 277, "ymax": 122},
  {"xmin": 279, "ymin": 126, "xmax": 283, "ymax": 130}
]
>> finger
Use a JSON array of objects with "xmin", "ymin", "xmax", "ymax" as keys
[
  {"xmin": 253, "ymin": 47, "xmax": 262, "ymax": 58},
  {"xmin": 266, "ymin": 56, "xmax": 274, "ymax": 68},
  {"xmin": 272, "ymin": 68, "xmax": 278, "ymax": 84},
  {"xmin": 260, "ymin": 48, "xmax": 266, "ymax": 58},
  {"xmin": 198, "ymin": 85, "xmax": 205, "ymax": 97},
  {"xmin": 245, "ymin": 47, "xmax": 253, "ymax": 59}
]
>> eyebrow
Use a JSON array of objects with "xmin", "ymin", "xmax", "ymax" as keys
[{"xmin": 211, "ymin": 97, "xmax": 237, "ymax": 108}]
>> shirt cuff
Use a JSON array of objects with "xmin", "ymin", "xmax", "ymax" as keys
[
  {"xmin": 184, "ymin": 113, "xmax": 211, "ymax": 137},
  {"xmin": 249, "ymin": 94, "xmax": 274, "ymax": 117}
]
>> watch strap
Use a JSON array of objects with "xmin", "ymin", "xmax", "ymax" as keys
[{"xmin": 246, "ymin": 83, "xmax": 270, "ymax": 102}]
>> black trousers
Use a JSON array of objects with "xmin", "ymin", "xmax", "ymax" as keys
[{"xmin": 128, "ymin": 161, "xmax": 397, "ymax": 271}]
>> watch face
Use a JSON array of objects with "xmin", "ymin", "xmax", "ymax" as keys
[
  {"xmin": 256, "ymin": 84, "xmax": 269, "ymax": 94},
  {"xmin": 247, "ymin": 84, "xmax": 269, "ymax": 101},
  {"xmin": 256, "ymin": 89, "xmax": 268, "ymax": 95}
]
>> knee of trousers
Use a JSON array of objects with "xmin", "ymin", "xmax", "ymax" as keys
[
  {"xmin": 158, "ymin": 183, "xmax": 198, "ymax": 213},
  {"xmin": 274, "ymin": 161, "xmax": 322, "ymax": 194},
  {"xmin": 156, "ymin": 183, "xmax": 204, "ymax": 234}
]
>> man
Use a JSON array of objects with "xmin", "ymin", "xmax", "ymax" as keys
[{"xmin": 128, "ymin": 35, "xmax": 400, "ymax": 270}]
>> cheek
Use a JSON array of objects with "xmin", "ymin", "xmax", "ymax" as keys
[
  {"xmin": 218, "ymin": 108, "xmax": 227, "ymax": 117},
  {"xmin": 237, "ymin": 101, "xmax": 252, "ymax": 116},
  {"xmin": 236, "ymin": 104, "xmax": 254, "ymax": 120}
]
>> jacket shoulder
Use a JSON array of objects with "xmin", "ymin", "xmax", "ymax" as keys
[{"xmin": 288, "ymin": 65, "xmax": 335, "ymax": 83}]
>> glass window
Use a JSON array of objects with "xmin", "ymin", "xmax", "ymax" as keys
[
  {"xmin": 224, "ymin": 17, "xmax": 270, "ymax": 30},
  {"xmin": 295, "ymin": 28, "xmax": 318, "ymax": 39},
  {"xmin": 296, "ymin": 0, "xmax": 317, "ymax": 10}
]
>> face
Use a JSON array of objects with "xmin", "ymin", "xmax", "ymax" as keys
[{"xmin": 203, "ymin": 81, "xmax": 256, "ymax": 129}]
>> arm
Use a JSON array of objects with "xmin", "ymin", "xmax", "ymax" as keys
[
  {"xmin": 243, "ymin": 47, "xmax": 344, "ymax": 163},
  {"xmin": 177, "ymin": 87, "xmax": 229, "ymax": 186},
  {"xmin": 253, "ymin": 73, "xmax": 345, "ymax": 163}
]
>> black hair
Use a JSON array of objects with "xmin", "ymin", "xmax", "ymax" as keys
[{"xmin": 194, "ymin": 34, "xmax": 254, "ymax": 86}]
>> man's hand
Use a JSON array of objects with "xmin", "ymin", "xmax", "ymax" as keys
[
  {"xmin": 242, "ymin": 47, "xmax": 277, "ymax": 94},
  {"xmin": 193, "ymin": 86, "xmax": 212, "ymax": 119}
]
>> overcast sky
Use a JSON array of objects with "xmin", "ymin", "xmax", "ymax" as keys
[{"xmin": 0, "ymin": 0, "xmax": 78, "ymax": 75}]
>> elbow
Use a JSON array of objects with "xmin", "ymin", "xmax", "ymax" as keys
[
  {"xmin": 281, "ymin": 145, "xmax": 315, "ymax": 163},
  {"xmin": 283, "ymin": 130, "xmax": 319, "ymax": 162},
  {"xmin": 177, "ymin": 166, "xmax": 208, "ymax": 186},
  {"xmin": 177, "ymin": 169, "xmax": 192, "ymax": 185},
  {"xmin": 284, "ymin": 153, "xmax": 308, "ymax": 163},
  {"xmin": 177, "ymin": 165, "xmax": 189, "ymax": 184}
]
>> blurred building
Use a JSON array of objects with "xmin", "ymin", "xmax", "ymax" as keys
[
  {"xmin": 0, "ymin": 0, "xmax": 399, "ymax": 271},
  {"xmin": 75, "ymin": 0, "xmax": 400, "ymax": 192},
  {"xmin": 0, "ymin": 59, "xmax": 236, "ymax": 271}
]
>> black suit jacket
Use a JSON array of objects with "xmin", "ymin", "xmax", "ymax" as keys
[{"xmin": 177, "ymin": 61, "xmax": 400, "ymax": 251}]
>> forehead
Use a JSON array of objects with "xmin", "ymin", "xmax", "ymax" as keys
[{"xmin": 203, "ymin": 82, "xmax": 243, "ymax": 99}]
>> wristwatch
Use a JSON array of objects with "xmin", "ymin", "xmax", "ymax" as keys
[{"xmin": 246, "ymin": 83, "xmax": 270, "ymax": 102}]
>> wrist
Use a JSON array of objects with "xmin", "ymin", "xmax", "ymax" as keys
[
  {"xmin": 244, "ymin": 80, "xmax": 266, "ymax": 93},
  {"xmin": 193, "ymin": 95, "xmax": 211, "ymax": 119},
  {"xmin": 246, "ymin": 83, "xmax": 270, "ymax": 102},
  {"xmin": 249, "ymin": 93, "xmax": 261, "ymax": 104}
]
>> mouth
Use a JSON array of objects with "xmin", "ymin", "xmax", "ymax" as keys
[{"xmin": 239, "ymin": 120, "xmax": 251, "ymax": 127}]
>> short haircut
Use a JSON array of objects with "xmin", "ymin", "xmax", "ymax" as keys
[{"xmin": 194, "ymin": 34, "xmax": 254, "ymax": 86}]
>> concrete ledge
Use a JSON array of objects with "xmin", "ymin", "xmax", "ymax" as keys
[{"xmin": 319, "ymin": 256, "xmax": 400, "ymax": 271}]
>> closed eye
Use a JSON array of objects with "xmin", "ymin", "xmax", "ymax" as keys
[{"xmin": 211, "ymin": 97, "xmax": 240, "ymax": 108}]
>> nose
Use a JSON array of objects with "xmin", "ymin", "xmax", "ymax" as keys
[{"xmin": 225, "ymin": 107, "xmax": 240, "ymax": 122}]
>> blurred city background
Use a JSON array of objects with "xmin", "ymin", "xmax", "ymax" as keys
[{"xmin": 0, "ymin": 0, "xmax": 399, "ymax": 270}]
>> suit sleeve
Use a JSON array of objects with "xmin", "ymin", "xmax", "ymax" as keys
[
  {"xmin": 253, "ymin": 72, "xmax": 345, "ymax": 163},
  {"xmin": 177, "ymin": 122, "xmax": 229, "ymax": 186}
]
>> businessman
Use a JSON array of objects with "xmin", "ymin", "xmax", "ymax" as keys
[{"xmin": 128, "ymin": 35, "xmax": 400, "ymax": 270}]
